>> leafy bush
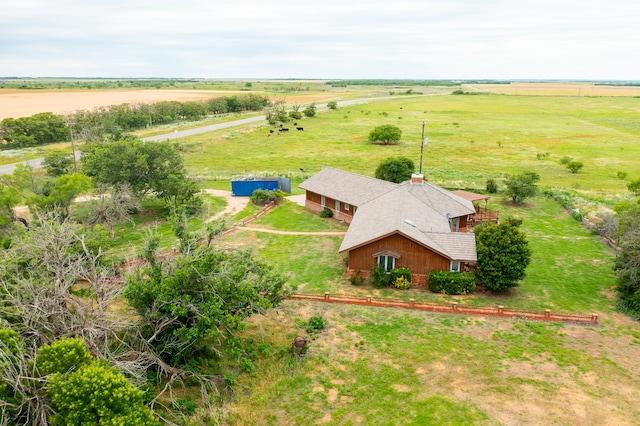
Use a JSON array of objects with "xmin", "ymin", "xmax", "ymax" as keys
[
  {"xmin": 375, "ymin": 157, "xmax": 415, "ymax": 183},
  {"xmin": 327, "ymin": 101, "xmax": 338, "ymax": 110},
  {"xmin": 428, "ymin": 271, "xmax": 476, "ymax": 295},
  {"xmin": 36, "ymin": 337, "xmax": 93, "ymax": 376},
  {"xmin": 250, "ymin": 189, "xmax": 285, "ymax": 206},
  {"xmin": 349, "ymin": 269, "xmax": 364, "ymax": 286},
  {"xmin": 617, "ymin": 171, "xmax": 628, "ymax": 180},
  {"xmin": 486, "ymin": 178, "xmax": 498, "ymax": 193},
  {"xmin": 559, "ymin": 156, "xmax": 573, "ymax": 165},
  {"xmin": 390, "ymin": 267, "xmax": 411, "ymax": 283},
  {"xmin": 393, "ymin": 276, "xmax": 412, "ymax": 290},
  {"xmin": 566, "ymin": 161, "xmax": 584, "ymax": 174},
  {"xmin": 370, "ymin": 263, "xmax": 391, "ymax": 288},
  {"xmin": 320, "ymin": 207, "xmax": 333, "ymax": 218},
  {"xmin": 304, "ymin": 315, "xmax": 327, "ymax": 333}
]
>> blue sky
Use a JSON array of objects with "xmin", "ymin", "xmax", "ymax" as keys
[{"xmin": 2, "ymin": 0, "xmax": 639, "ymax": 80}]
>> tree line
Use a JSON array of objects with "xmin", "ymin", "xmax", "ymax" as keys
[{"xmin": 0, "ymin": 93, "xmax": 270, "ymax": 148}]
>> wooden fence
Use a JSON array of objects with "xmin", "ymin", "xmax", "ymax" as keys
[{"xmin": 289, "ymin": 292, "xmax": 599, "ymax": 325}]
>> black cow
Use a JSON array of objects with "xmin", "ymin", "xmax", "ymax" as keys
[
  {"xmin": 281, "ymin": 128, "xmax": 289, "ymax": 132},
  {"xmin": 296, "ymin": 127, "xmax": 304, "ymax": 131},
  {"xmin": 269, "ymin": 129, "xmax": 274, "ymax": 133}
]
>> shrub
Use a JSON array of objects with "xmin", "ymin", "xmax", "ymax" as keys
[
  {"xmin": 320, "ymin": 207, "xmax": 333, "ymax": 218},
  {"xmin": 428, "ymin": 271, "xmax": 476, "ymax": 295},
  {"xmin": 566, "ymin": 161, "xmax": 584, "ymax": 174},
  {"xmin": 370, "ymin": 263, "xmax": 391, "ymax": 288},
  {"xmin": 393, "ymin": 276, "xmax": 412, "ymax": 290},
  {"xmin": 304, "ymin": 315, "xmax": 327, "ymax": 333},
  {"xmin": 559, "ymin": 156, "xmax": 572, "ymax": 165},
  {"xmin": 36, "ymin": 337, "xmax": 93, "ymax": 376},
  {"xmin": 617, "ymin": 171, "xmax": 628, "ymax": 180},
  {"xmin": 390, "ymin": 267, "xmax": 411, "ymax": 283},
  {"xmin": 327, "ymin": 101, "xmax": 338, "ymax": 110},
  {"xmin": 250, "ymin": 189, "xmax": 285, "ymax": 206},
  {"xmin": 486, "ymin": 178, "xmax": 498, "ymax": 194},
  {"xmin": 368, "ymin": 124, "xmax": 402, "ymax": 145},
  {"xmin": 349, "ymin": 269, "xmax": 364, "ymax": 286}
]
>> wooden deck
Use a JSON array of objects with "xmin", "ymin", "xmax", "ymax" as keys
[{"xmin": 468, "ymin": 207, "xmax": 499, "ymax": 227}]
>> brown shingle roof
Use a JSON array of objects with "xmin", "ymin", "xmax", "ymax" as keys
[
  {"xmin": 298, "ymin": 167, "xmax": 398, "ymax": 206},
  {"xmin": 339, "ymin": 184, "xmax": 477, "ymax": 261}
]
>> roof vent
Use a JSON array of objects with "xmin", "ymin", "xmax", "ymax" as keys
[{"xmin": 404, "ymin": 219, "xmax": 416, "ymax": 227}]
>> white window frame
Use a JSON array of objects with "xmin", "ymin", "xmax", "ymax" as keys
[
  {"xmin": 335, "ymin": 200, "xmax": 341, "ymax": 211},
  {"xmin": 450, "ymin": 260, "xmax": 461, "ymax": 273},
  {"xmin": 344, "ymin": 203, "xmax": 350, "ymax": 211},
  {"xmin": 378, "ymin": 255, "xmax": 396, "ymax": 273},
  {"xmin": 321, "ymin": 195, "xmax": 326, "ymax": 207}
]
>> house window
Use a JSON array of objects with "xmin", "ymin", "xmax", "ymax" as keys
[
  {"xmin": 321, "ymin": 196, "xmax": 326, "ymax": 207},
  {"xmin": 449, "ymin": 217, "xmax": 460, "ymax": 232},
  {"xmin": 450, "ymin": 261, "xmax": 461, "ymax": 273},
  {"xmin": 335, "ymin": 200, "xmax": 341, "ymax": 211},
  {"xmin": 344, "ymin": 203, "xmax": 350, "ymax": 211},
  {"xmin": 378, "ymin": 255, "xmax": 396, "ymax": 273}
]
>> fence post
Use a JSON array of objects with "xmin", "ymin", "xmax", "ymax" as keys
[
  {"xmin": 498, "ymin": 305, "xmax": 504, "ymax": 314},
  {"xmin": 366, "ymin": 296, "xmax": 372, "ymax": 305},
  {"xmin": 324, "ymin": 292, "xmax": 330, "ymax": 301},
  {"xmin": 544, "ymin": 309, "xmax": 551, "ymax": 318},
  {"xmin": 451, "ymin": 302, "xmax": 458, "ymax": 311},
  {"xmin": 591, "ymin": 313, "xmax": 599, "ymax": 324},
  {"xmin": 409, "ymin": 298, "xmax": 415, "ymax": 308}
]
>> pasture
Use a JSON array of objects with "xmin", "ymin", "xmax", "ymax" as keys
[
  {"xmin": 174, "ymin": 90, "xmax": 640, "ymax": 424},
  {"xmin": 3, "ymin": 83, "xmax": 640, "ymax": 424}
]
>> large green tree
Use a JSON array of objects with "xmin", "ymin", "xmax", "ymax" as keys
[
  {"xmin": 375, "ymin": 156, "xmax": 415, "ymax": 183},
  {"xmin": 614, "ymin": 203, "xmax": 640, "ymax": 318},
  {"xmin": 81, "ymin": 137, "xmax": 199, "ymax": 208},
  {"xmin": 125, "ymin": 242, "xmax": 289, "ymax": 364},
  {"xmin": 475, "ymin": 220, "xmax": 532, "ymax": 292},
  {"xmin": 368, "ymin": 124, "xmax": 402, "ymax": 145},
  {"xmin": 504, "ymin": 171, "xmax": 540, "ymax": 204}
]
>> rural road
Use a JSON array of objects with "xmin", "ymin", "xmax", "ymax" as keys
[{"xmin": 0, "ymin": 93, "xmax": 447, "ymax": 175}]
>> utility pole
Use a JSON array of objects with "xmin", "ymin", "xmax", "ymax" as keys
[
  {"xmin": 419, "ymin": 122, "xmax": 429, "ymax": 175},
  {"xmin": 67, "ymin": 116, "xmax": 77, "ymax": 173}
]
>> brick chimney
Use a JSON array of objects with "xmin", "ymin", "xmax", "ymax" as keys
[{"xmin": 410, "ymin": 173, "xmax": 424, "ymax": 184}]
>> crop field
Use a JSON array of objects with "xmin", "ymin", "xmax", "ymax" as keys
[{"xmin": 473, "ymin": 82, "xmax": 640, "ymax": 97}]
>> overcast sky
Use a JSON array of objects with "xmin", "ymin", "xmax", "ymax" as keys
[{"xmin": 1, "ymin": 0, "xmax": 639, "ymax": 80}]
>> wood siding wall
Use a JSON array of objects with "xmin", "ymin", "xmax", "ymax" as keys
[
  {"xmin": 305, "ymin": 191, "xmax": 355, "ymax": 223},
  {"xmin": 347, "ymin": 234, "xmax": 451, "ymax": 286}
]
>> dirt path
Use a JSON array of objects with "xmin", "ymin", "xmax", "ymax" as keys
[{"xmin": 202, "ymin": 189, "xmax": 249, "ymax": 223}]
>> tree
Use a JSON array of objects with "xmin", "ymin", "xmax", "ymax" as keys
[
  {"xmin": 627, "ymin": 178, "xmax": 640, "ymax": 196},
  {"xmin": 86, "ymin": 184, "xmax": 141, "ymax": 238},
  {"xmin": 368, "ymin": 124, "xmax": 402, "ymax": 145},
  {"xmin": 504, "ymin": 171, "xmax": 540, "ymax": 204},
  {"xmin": 81, "ymin": 138, "xmax": 199, "ymax": 209},
  {"xmin": 566, "ymin": 161, "xmax": 584, "ymax": 174},
  {"xmin": 326, "ymin": 101, "xmax": 338, "ymax": 110},
  {"xmin": 288, "ymin": 104, "xmax": 303, "ymax": 120},
  {"xmin": 124, "ymin": 242, "xmax": 289, "ymax": 364},
  {"xmin": 29, "ymin": 173, "xmax": 92, "ymax": 218},
  {"xmin": 39, "ymin": 338, "xmax": 159, "ymax": 426},
  {"xmin": 43, "ymin": 152, "xmax": 74, "ymax": 177},
  {"xmin": 475, "ymin": 221, "xmax": 532, "ymax": 292},
  {"xmin": 303, "ymin": 103, "xmax": 317, "ymax": 117},
  {"xmin": 374, "ymin": 157, "xmax": 415, "ymax": 183},
  {"xmin": 613, "ymin": 204, "xmax": 640, "ymax": 318}
]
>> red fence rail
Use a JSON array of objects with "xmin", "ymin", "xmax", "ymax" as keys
[{"xmin": 289, "ymin": 292, "xmax": 599, "ymax": 325}]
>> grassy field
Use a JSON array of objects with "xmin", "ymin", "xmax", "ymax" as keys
[
  {"xmin": 6, "ymin": 86, "xmax": 640, "ymax": 424},
  {"xmin": 182, "ymin": 93, "xmax": 640, "ymax": 207},
  {"xmin": 171, "ymin": 91, "xmax": 640, "ymax": 424}
]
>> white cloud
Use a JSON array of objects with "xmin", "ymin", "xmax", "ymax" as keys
[{"xmin": 1, "ymin": 0, "xmax": 639, "ymax": 78}]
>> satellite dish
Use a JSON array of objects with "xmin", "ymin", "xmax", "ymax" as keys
[
  {"xmin": 445, "ymin": 213, "xmax": 451, "ymax": 220},
  {"xmin": 404, "ymin": 219, "xmax": 416, "ymax": 227}
]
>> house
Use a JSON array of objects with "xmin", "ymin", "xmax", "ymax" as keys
[
  {"xmin": 299, "ymin": 168, "xmax": 481, "ymax": 287},
  {"xmin": 298, "ymin": 168, "xmax": 397, "ymax": 223}
]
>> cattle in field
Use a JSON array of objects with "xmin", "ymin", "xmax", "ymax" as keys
[
  {"xmin": 296, "ymin": 127, "xmax": 303, "ymax": 131},
  {"xmin": 269, "ymin": 129, "xmax": 274, "ymax": 133},
  {"xmin": 281, "ymin": 128, "xmax": 289, "ymax": 132}
]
